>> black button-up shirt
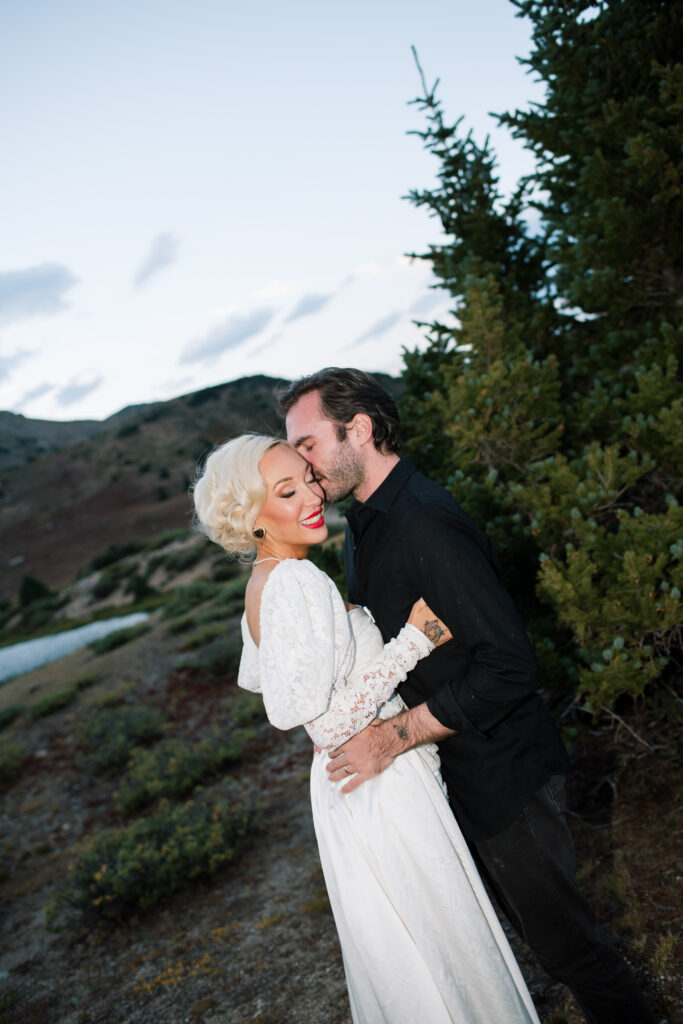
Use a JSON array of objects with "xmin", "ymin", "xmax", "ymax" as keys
[{"xmin": 344, "ymin": 458, "xmax": 570, "ymax": 840}]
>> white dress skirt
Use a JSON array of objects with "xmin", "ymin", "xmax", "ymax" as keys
[{"xmin": 238, "ymin": 558, "xmax": 539, "ymax": 1024}]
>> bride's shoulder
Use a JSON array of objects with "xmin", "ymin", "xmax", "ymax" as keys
[
  {"xmin": 270, "ymin": 557, "xmax": 330, "ymax": 588},
  {"xmin": 264, "ymin": 558, "xmax": 340, "ymax": 614}
]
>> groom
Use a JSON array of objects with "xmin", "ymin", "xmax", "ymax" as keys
[{"xmin": 277, "ymin": 367, "xmax": 655, "ymax": 1024}]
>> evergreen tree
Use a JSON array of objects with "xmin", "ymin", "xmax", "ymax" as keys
[{"xmin": 400, "ymin": 1, "xmax": 682, "ymax": 723}]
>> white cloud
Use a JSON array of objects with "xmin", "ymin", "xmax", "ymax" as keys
[
  {"xmin": 56, "ymin": 376, "xmax": 103, "ymax": 407},
  {"xmin": 133, "ymin": 233, "xmax": 179, "ymax": 289},
  {"xmin": 180, "ymin": 307, "xmax": 276, "ymax": 365},
  {"xmin": 0, "ymin": 349, "xmax": 33, "ymax": 381},
  {"xmin": 0, "ymin": 264, "xmax": 78, "ymax": 325},
  {"xmin": 17, "ymin": 382, "xmax": 54, "ymax": 406},
  {"xmin": 350, "ymin": 310, "xmax": 404, "ymax": 347},
  {"xmin": 285, "ymin": 292, "xmax": 334, "ymax": 323}
]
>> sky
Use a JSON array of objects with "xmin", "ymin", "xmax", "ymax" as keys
[{"xmin": 0, "ymin": 0, "xmax": 544, "ymax": 423}]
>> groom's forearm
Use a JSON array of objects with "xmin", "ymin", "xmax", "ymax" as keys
[
  {"xmin": 327, "ymin": 701, "xmax": 457, "ymax": 792},
  {"xmin": 379, "ymin": 702, "xmax": 456, "ymax": 756}
]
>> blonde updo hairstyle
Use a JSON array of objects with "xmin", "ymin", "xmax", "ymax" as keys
[{"xmin": 193, "ymin": 433, "xmax": 282, "ymax": 559}]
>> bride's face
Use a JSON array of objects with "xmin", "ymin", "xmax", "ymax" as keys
[{"xmin": 255, "ymin": 444, "xmax": 328, "ymax": 553}]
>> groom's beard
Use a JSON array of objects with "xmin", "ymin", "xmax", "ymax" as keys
[{"xmin": 317, "ymin": 442, "xmax": 365, "ymax": 504}]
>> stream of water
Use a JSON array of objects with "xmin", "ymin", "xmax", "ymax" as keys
[{"xmin": 0, "ymin": 612, "xmax": 150, "ymax": 684}]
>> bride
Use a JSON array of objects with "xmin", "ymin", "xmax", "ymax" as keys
[{"xmin": 193, "ymin": 433, "xmax": 540, "ymax": 1024}]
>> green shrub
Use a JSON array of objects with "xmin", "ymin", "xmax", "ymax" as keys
[
  {"xmin": 176, "ymin": 634, "xmax": 243, "ymax": 678},
  {"xmin": 229, "ymin": 690, "xmax": 266, "ymax": 727},
  {"xmin": 89, "ymin": 622, "xmax": 151, "ymax": 655},
  {"xmin": 47, "ymin": 784, "xmax": 256, "ymax": 925},
  {"xmin": 145, "ymin": 528, "xmax": 190, "ymax": 552},
  {"xmin": 166, "ymin": 593, "xmax": 245, "ymax": 637},
  {"xmin": 0, "ymin": 598, "xmax": 14, "ymax": 632},
  {"xmin": 116, "ymin": 421, "xmax": 139, "ymax": 438},
  {"xmin": 29, "ymin": 684, "xmax": 79, "ymax": 719},
  {"xmin": 143, "ymin": 406, "xmax": 165, "ymax": 424},
  {"xmin": 114, "ymin": 729, "xmax": 255, "ymax": 814},
  {"xmin": 92, "ymin": 560, "xmax": 138, "ymax": 600},
  {"xmin": 81, "ymin": 705, "xmax": 165, "ymax": 775},
  {"xmin": 73, "ymin": 671, "xmax": 99, "ymax": 691},
  {"xmin": 165, "ymin": 610, "xmax": 204, "ymax": 636},
  {"xmin": 89, "ymin": 543, "xmax": 146, "ymax": 573},
  {"xmin": 85, "ymin": 679, "xmax": 135, "ymax": 709},
  {"xmin": 177, "ymin": 622, "xmax": 227, "ymax": 651},
  {"xmin": 211, "ymin": 595, "xmax": 244, "ymax": 619},
  {"xmin": 0, "ymin": 705, "xmax": 24, "ymax": 730},
  {"xmin": 91, "ymin": 574, "xmax": 119, "ymax": 600},
  {"xmin": 19, "ymin": 595, "xmax": 64, "ymax": 629},
  {"xmin": 161, "ymin": 582, "xmax": 222, "ymax": 620},
  {"xmin": 19, "ymin": 574, "xmax": 52, "ymax": 607},
  {"xmin": 160, "ymin": 546, "xmax": 205, "ymax": 574},
  {"xmin": 29, "ymin": 673, "xmax": 97, "ymax": 719},
  {"xmin": 211, "ymin": 575, "xmax": 247, "ymax": 604},
  {"xmin": 211, "ymin": 557, "xmax": 242, "ymax": 582},
  {"xmin": 308, "ymin": 542, "xmax": 346, "ymax": 597},
  {"xmin": 0, "ymin": 740, "xmax": 24, "ymax": 788},
  {"xmin": 123, "ymin": 573, "xmax": 157, "ymax": 602}
]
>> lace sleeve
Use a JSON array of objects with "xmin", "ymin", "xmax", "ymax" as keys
[{"xmin": 303, "ymin": 623, "xmax": 433, "ymax": 749}]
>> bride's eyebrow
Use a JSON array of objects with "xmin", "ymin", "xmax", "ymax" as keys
[{"xmin": 274, "ymin": 475, "xmax": 295, "ymax": 487}]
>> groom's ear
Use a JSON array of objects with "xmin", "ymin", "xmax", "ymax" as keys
[{"xmin": 348, "ymin": 413, "xmax": 374, "ymax": 447}]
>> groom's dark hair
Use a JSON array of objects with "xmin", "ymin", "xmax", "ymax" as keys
[{"xmin": 275, "ymin": 367, "xmax": 401, "ymax": 455}]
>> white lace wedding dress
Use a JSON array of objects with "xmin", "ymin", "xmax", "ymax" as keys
[{"xmin": 238, "ymin": 558, "xmax": 539, "ymax": 1024}]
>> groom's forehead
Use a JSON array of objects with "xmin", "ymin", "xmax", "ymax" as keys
[{"xmin": 285, "ymin": 391, "xmax": 333, "ymax": 441}]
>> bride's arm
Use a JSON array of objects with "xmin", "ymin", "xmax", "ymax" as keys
[
  {"xmin": 255, "ymin": 561, "xmax": 446, "ymax": 748},
  {"xmin": 302, "ymin": 619, "xmax": 433, "ymax": 749}
]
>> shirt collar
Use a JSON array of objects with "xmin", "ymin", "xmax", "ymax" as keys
[{"xmin": 345, "ymin": 457, "xmax": 415, "ymax": 519}]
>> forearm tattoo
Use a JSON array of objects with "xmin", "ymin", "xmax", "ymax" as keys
[
  {"xmin": 394, "ymin": 724, "xmax": 409, "ymax": 742},
  {"xmin": 423, "ymin": 618, "xmax": 445, "ymax": 645}
]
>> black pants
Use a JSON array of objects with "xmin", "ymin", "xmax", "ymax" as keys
[{"xmin": 470, "ymin": 776, "xmax": 655, "ymax": 1024}]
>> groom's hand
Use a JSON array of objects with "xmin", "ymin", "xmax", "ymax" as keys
[
  {"xmin": 326, "ymin": 719, "xmax": 398, "ymax": 793},
  {"xmin": 327, "ymin": 703, "xmax": 455, "ymax": 794}
]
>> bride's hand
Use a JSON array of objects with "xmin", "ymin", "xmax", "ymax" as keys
[{"xmin": 407, "ymin": 598, "xmax": 452, "ymax": 647}]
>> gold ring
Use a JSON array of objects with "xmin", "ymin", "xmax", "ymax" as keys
[{"xmin": 344, "ymin": 765, "xmax": 353, "ymax": 776}]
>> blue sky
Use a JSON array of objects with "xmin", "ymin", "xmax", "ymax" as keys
[{"xmin": 0, "ymin": 0, "xmax": 543, "ymax": 422}]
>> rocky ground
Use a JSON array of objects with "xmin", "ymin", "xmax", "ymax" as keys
[{"xmin": 0, "ymin": 606, "xmax": 680, "ymax": 1024}]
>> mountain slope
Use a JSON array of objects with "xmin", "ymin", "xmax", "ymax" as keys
[{"xmin": 0, "ymin": 373, "xmax": 402, "ymax": 602}]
